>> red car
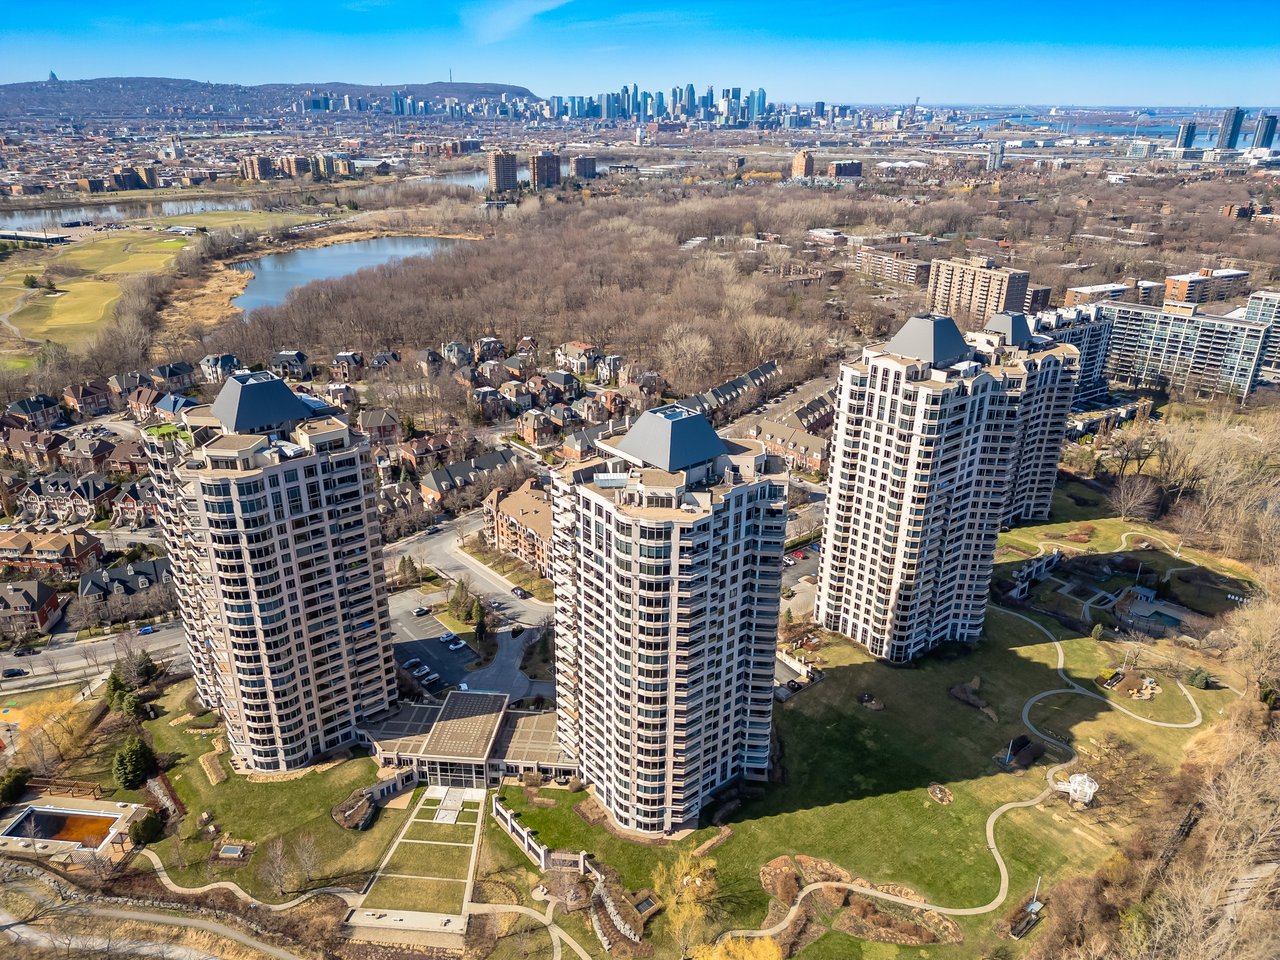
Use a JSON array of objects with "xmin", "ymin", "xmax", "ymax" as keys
[{"xmin": 791, "ymin": 551, "xmax": 808, "ymax": 560}]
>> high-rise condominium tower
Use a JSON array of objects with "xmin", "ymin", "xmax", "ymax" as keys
[
  {"xmin": 815, "ymin": 314, "xmax": 1077, "ymax": 663},
  {"xmin": 148, "ymin": 372, "xmax": 395, "ymax": 770},
  {"xmin": 486, "ymin": 149, "xmax": 518, "ymax": 192},
  {"xmin": 1217, "ymin": 107, "xmax": 1244, "ymax": 151},
  {"xmin": 552, "ymin": 405, "xmax": 788, "ymax": 834}
]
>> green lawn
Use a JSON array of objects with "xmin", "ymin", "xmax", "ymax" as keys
[
  {"xmin": 404, "ymin": 821, "xmax": 476, "ymax": 844},
  {"xmin": 462, "ymin": 541, "xmax": 554, "ymax": 601},
  {"xmin": 362, "ymin": 876, "xmax": 466, "ymax": 914},
  {"xmin": 489, "ymin": 604, "xmax": 1233, "ymax": 960},
  {"xmin": 3, "ymin": 231, "xmax": 187, "ymax": 344},
  {"xmin": 135, "ymin": 681, "xmax": 408, "ymax": 902},
  {"xmin": 383, "ymin": 840, "xmax": 473, "ymax": 879},
  {"xmin": 434, "ymin": 613, "xmax": 479, "ymax": 654}
]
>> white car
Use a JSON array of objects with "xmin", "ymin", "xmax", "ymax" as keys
[
  {"xmin": 448, "ymin": 640, "xmax": 468, "ymax": 651},
  {"xmin": 412, "ymin": 664, "xmax": 432, "ymax": 679},
  {"xmin": 782, "ymin": 556, "xmax": 797, "ymax": 567},
  {"xmin": 422, "ymin": 672, "xmax": 440, "ymax": 684}
]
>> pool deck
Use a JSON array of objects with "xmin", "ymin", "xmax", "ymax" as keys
[{"xmin": 0, "ymin": 793, "xmax": 149, "ymax": 860}]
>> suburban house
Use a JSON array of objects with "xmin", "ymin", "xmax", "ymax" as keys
[
  {"xmin": 112, "ymin": 477, "xmax": 159, "ymax": 527},
  {"xmin": 358, "ymin": 408, "xmax": 401, "ymax": 446},
  {"xmin": 442, "ymin": 341, "xmax": 474, "ymax": 366},
  {"xmin": 471, "ymin": 387, "xmax": 507, "ymax": 421},
  {"xmin": 515, "ymin": 336, "xmax": 538, "ymax": 357},
  {"xmin": 0, "ymin": 429, "xmax": 66, "ymax": 469},
  {"xmin": 200, "ymin": 353, "xmax": 241, "ymax": 383},
  {"xmin": 154, "ymin": 393, "xmax": 199, "ymax": 422},
  {"xmin": 0, "ymin": 528, "xmax": 104, "ymax": 574},
  {"xmin": 482, "ymin": 478, "xmax": 554, "ymax": 576},
  {"xmin": 79, "ymin": 557, "xmax": 173, "ymax": 604},
  {"xmin": 478, "ymin": 359, "xmax": 512, "ymax": 387},
  {"xmin": 415, "ymin": 348, "xmax": 444, "ymax": 375},
  {"xmin": 597, "ymin": 354, "xmax": 625, "ymax": 383},
  {"xmin": 516, "ymin": 410, "xmax": 558, "ymax": 448},
  {"xmin": 107, "ymin": 371, "xmax": 148, "ymax": 404},
  {"xmin": 106, "ymin": 439, "xmax": 150, "ymax": 476},
  {"xmin": 369, "ymin": 351, "xmax": 401, "ymax": 372},
  {"xmin": 149, "ymin": 361, "xmax": 197, "ymax": 392},
  {"xmin": 63, "ymin": 379, "xmax": 114, "ymax": 417},
  {"xmin": 555, "ymin": 341, "xmax": 603, "ymax": 376},
  {"xmin": 60, "ymin": 436, "xmax": 115, "ymax": 473},
  {"xmin": 127, "ymin": 386, "xmax": 167, "ymax": 420},
  {"xmin": 330, "ymin": 351, "xmax": 365, "ymax": 382},
  {"xmin": 270, "ymin": 349, "xmax": 310, "ymax": 380},
  {"xmin": 474, "ymin": 337, "xmax": 507, "ymax": 362},
  {"xmin": 498, "ymin": 380, "xmax": 534, "ymax": 413},
  {"xmin": 503, "ymin": 353, "xmax": 537, "ymax": 379},
  {"xmin": 0, "ymin": 580, "xmax": 64, "ymax": 633},
  {"xmin": 545, "ymin": 371, "xmax": 583, "ymax": 401},
  {"xmin": 6, "ymin": 394, "xmax": 62, "ymax": 430},
  {"xmin": 419, "ymin": 448, "xmax": 516, "ymax": 503}
]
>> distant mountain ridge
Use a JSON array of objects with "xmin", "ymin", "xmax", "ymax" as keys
[{"xmin": 0, "ymin": 76, "xmax": 539, "ymax": 116}]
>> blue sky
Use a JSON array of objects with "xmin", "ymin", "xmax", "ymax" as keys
[{"xmin": 6, "ymin": 1, "xmax": 1277, "ymax": 105}]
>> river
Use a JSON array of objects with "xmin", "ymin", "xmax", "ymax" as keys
[
  {"xmin": 0, "ymin": 197, "xmax": 265, "ymax": 231},
  {"xmin": 229, "ymin": 235, "xmax": 456, "ymax": 312}
]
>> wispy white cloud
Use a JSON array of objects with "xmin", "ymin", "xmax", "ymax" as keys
[{"xmin": 460, "ymin": 0, "xmax": 573, "ymax": 44}]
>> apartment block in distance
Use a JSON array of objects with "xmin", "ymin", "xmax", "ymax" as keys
[
  {"xmin": 1164, "ymin": 268, "xmax": 1250, "ymax": 305},
  {"xmin": 147, "ymin": 371, "xmax": 395, "ymax": 771},
  {"xmin": 853, "ymin": 244, "xmax": 932, "ymax": 288},
  {"xmin": 486, "ymin": 149, "xmax": 519, "ymax": 192},
  {"xmin": 815, "ymin": 314, "xmax": 1077, "ymax": 662},
  {"xmin": 791, "ymin": 150, "xmax": 815, "ymax": 178},
  {"xmin": 1098, "ymin": 299, "xmax": 1269, "ymax": 400},
  {"xmin": 529, "ymin": 151, "xmax": 562, "ymax": 190},
  {"xmin": 552, "ymin": 405, "xmax": 788, "ymax": 833},
  {"xmin": 927, "ymin": 255, "xmax": 1030, "ymax": 322},
  {"xmin": 1031, "ymin": 306, "xmax": 1113, "ymax": 404},
  {"xmin": 569, "ymin": 155, "xmax": 597, "ymax": 180}
]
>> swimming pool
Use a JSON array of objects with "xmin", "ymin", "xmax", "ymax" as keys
[{"xmin": 2, "ymin": 807, "xmax": 117, "ymax": 848}]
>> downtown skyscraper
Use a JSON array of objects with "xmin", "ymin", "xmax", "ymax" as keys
[
  {"xmin": 551, "ymin": 406, "xmax": 788, "ymax": 834},
  {"xmin": 147, "ymin": 372, "xmax": 396, "ymax": 770},
  {"xmin": 815, "ymin": 314, "xmax": 1077, "ymax": 662}
]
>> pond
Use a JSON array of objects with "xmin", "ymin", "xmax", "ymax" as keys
[
  {"xmin": 0, "ymin": 197, "xmax": 263, "ymax": 231},
  {"xmin": 230, "ymin": 235, "xmax": 457, "ymax": 312}
]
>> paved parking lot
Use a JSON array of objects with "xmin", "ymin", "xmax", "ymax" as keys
[
  {"xmin": 392, "ymin": 613, "xmax": 478, "ymax": 696},
  {"xmin": 783, "ymin": 541, "xmax": 822, "ymax": 588}
]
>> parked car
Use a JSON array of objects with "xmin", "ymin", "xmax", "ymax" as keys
[
  {"xmin": 511, "ymin": 587, "xmax": 530, "ymax": 599},
  {"xmin": 2, "ymin": 668, "xmax": 26, "ymax": 679},
  {"xmin": 402, "ymin": 658, "xmax": 421, "ymax": 670},
  {"xmin": 448, "ymin": 640, "xmax": 467, "ymax": 651},
  {"xmin": 422, "ymin": 672, "xmax": 440, "ymax": 684},
  {"xmin": 791, "ymin": 551, "xmax": 807, "ymax": 560},
  {"xmin": 14, "ymin": 647, "xmax": 37, "ymax": 657},
  {"xmin": 425, "ymin": 526, "xmax": 441, "ymax": 535},
  {"xmin": 412, "ymin": 665, "xmax": 431, "ymax": 679},
  {"xmin": 438, "ymin": 632, "xmax": 457, "ymax": 644},
  {"xmin": 138, "ymin": 625, "xmax": 155, "ymax": 635},
  {"xmin": 782, "ymin": 556, "xmax": 796, "ymax": 567},
  {"xmin": 412, "ymin": 607, "xmax": 428, "ymax": 616}
]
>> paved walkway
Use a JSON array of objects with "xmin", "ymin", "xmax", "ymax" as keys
[
  {"xmin": 724, "ymin": 604, "xmax": 1213, "ymax": 939},
  {"xmin": 137, "ymin": 848, "xmax": 360, "ymax": 908},
  {"xmin": 0, "ymin": 896, "xmax": 302, "ymax": 960}
]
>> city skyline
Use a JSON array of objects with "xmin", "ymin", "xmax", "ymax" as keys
[{"xmin": 9, "ymin": 0, "xmax": 1280, "ymax": 105}]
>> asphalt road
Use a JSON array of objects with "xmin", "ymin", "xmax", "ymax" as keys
[{"xmin": 0, "ymin": 621, "xmax": 186, "ymax": 695}]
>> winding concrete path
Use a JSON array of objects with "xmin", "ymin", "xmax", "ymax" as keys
[
  {"xmin": 0, "ymin": 896, "xmax": 302, "ymax": 960},
  {"xmin": 724, "ymin": 606, "xmax": 1209, "ymax": 940},
  {"xmin": 469, "ymin": 902, "xmax": 592, "ymax": 960},
  {"xmin": 137, "ymin": 848, "xmax": 360, "ymax": 909}
]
